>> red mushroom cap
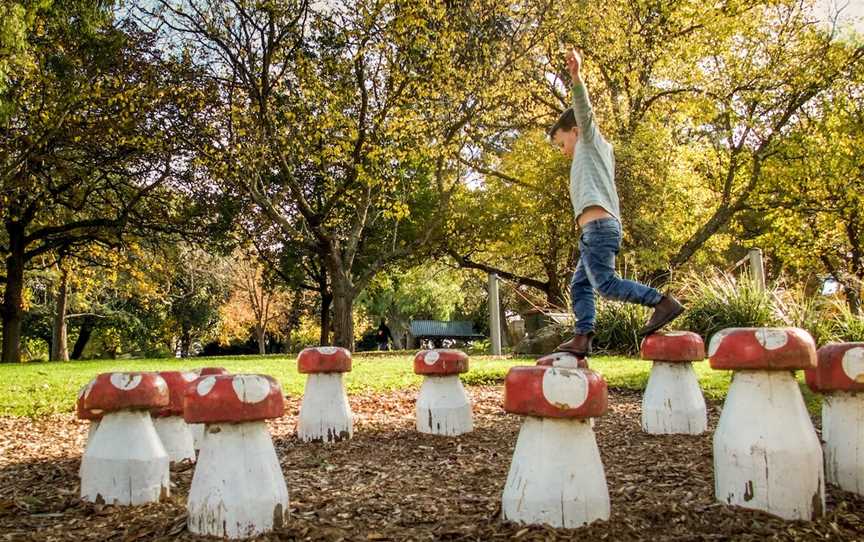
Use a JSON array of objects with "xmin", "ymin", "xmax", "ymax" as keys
[
  {"xmin": 536, "ymin": 352, "xmax": 588, "ymax": 369},
  {"xmin": 805, "ymin": 343, "xmax": 864, "ymax": 393},
  {"xmin": 708, "ymin": 327, "xmax": 816, "ymax": 371},
  {"xmin": 183, "ymin": 374, "xmax": 284, "ymax": 424},
  {"xmin": 504, "ymin": 366, "xmax": 607, "ymax": 419},
  {"xmin": 297, "ymin": 347, "xmax": 352, "ymax": 374},
  {"xmin": 413, "ymin": 349, "xmax": 469, "ymax": 375},
  {"xmin": 153, "ymin": 370, "xmax": 200, "ymax": 417},
  {"xmin": 76, "ymin": 379, "xmax": 102, "ymax": 421},
  {"xmin": 83, "ymin": 372, "xmax": 169, "ymax": 413},
  {"xmin": 197, "ymin": 367, "xmax": 229, "ymax": 376},
  {"xmin": 640, "ymin": 331, "xmax": 705, "ymax": 362}
]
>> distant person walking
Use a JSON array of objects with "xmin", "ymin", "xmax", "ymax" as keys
[{"xmin": 376, "ymin": 319, "xmax": 394, "ymax": 351}]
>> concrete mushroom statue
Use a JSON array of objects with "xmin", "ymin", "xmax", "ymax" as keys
[
  {"xmin": 414, "ymin": 349, "xmax": 473, "ymax": 436},
  {"xmin": 79, "ymin": 372, "xmax": 170, "ymax": 505},
  {"xmin": 805, "ymin": 342, "xmax": 864, "ymax": 495},
  {"xmin": 296, "ymin": 347, "xmax": 353, "ymax": 443},
  {"xmin": 639, "ymin": 331, "xmax": 707, "ymax": 434},
  {"xmin": 151, "ymin": 370, "xmax": 198, "ymax": 463},
  {"xmin": 709, "ymin": 327, "xmax": 823, "ymax": 520},
  {"xmin": 184, "ymin": 373, "xmax": 289, "ymax": 539},
  {"xmin": 501, "ymin": 365, "xmax": 610, "ymax": 528}
]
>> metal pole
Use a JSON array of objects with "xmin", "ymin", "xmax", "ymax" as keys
[
  {"xmin": 749, "ymin": 248, "xmax": 766, "ymax": 291},
  {"xmin": 488, "ymin": 273, "xmax": 502, "ymax": 356}
]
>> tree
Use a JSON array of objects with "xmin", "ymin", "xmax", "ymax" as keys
[
  {"xmin": 0, "ymin": 9, "xmax": 212, "ymax": 362},
  {"xmin": 446, "ymin": 130, "xmax": 576, "ymax": 307},
  {"xmin": 750, "ymin": 71, "xmax": 864, "ymax": 313},
  {"xmin": 144, "ymin": 0, "xmax": 554, "ymax": 349},
  {"xmin": 219, "ymin": 249, "xmax": 294, "ymax": 355},
  {"xmin": 452, "ymin": 0, "xmax": 864, "ymax": 305}
]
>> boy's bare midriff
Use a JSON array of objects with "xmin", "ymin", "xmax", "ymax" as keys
[{"xmin": 577, "ymin": 205, "xmax": 614, "ymax": 227}]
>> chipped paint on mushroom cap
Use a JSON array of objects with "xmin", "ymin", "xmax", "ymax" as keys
[
  {"xmin": 153, "ymin": 371, "xmax": 200, "ymax": 417},
  {"xmin": 413, "ymin": 349, "xmax": 469, "ymax": 375},
  {"xmin": 503, "ymin": 366, "xmax": 607, "ymax": 419},
  {"xmin": 805, "ymin": 343, "xmax": 864, "ymax": 393},
  {"xmin": 183, "ymin": 373, "xmax": 285, "ymax": 423},
  {"xmin": 83, "ymin": 372, "xmax": 169, "ymax": 413},
  {"xmin": 640, "ymin": 331, "xmax": 705, "ymax": 362},
  {"xmin": 76, "ymin": 379, "xmax": 101, "ymax": 420},
  {"xmin": 535, "ymin": 352, "xmax": 588, "ymax": 369},
  {"xmin": 708, "ymin": 327, "xmax": 816, "ymax": 371},
  {"xmin": 297, "ymin": 347, "xmax": 352, "ymax": 374}
]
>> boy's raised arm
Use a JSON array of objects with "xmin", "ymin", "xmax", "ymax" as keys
[{"xmin": 566, "ymin": 48, "xmax": 599, "ymax": 142}]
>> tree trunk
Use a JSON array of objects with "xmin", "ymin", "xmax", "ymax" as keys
[
  {"xmin": 320, "ymin": 291, "xmax": 332, "ymax": 345},
  {"xmin": 1, "ymin": 225, "xmax": 26, "ymax": 363},
  {"xmin": 255, "ymin": 325, "xmax": 266, "ymax": 355},
  {"xmin": 50, "ymin": 266, "xmax": 70, "ymax": 361},
  {"xmin": 332, "ymin": 294, "xmax": 354, "ymax": 351},
  {"xmin": 71, "ymin": 316, "xmax": 95, "ymax": 360},
  {"xmin": 180, "ymin": 325, "xmax": 192, "ymax": 358}
]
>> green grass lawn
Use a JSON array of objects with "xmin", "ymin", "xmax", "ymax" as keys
[{"xmin": 0, "ymin": 352, "xmax": 822, "ymax": 418}]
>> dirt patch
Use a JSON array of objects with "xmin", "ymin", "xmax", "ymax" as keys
[{"xmin": 1, "ymin": 387, "xmax": 862, "ymax": 541}]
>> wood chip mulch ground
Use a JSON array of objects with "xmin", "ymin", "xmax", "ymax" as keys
[{"xmin": 1, "ymin": 386, "xmax": 863, "ymax": 541}]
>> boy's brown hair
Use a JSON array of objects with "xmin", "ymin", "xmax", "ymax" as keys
[{"xmin": 548, "ymin": 107, "xmax": 576, "ymax": 138}]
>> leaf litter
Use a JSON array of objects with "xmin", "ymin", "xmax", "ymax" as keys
[{"xmin": 0, "ymin": 386, "xmax": 862, "ymax": 541}]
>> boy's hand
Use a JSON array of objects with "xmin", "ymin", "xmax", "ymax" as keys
[{"xmin": 566, "ymin": 47, "xmax": 582, "ymax": 82}]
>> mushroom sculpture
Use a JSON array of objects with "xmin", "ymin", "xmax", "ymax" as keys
[
  {"xmin": 639, "ymin": 331, "xmax": 707, "ymax": 434},
  {"xmin": 501, "ymin": 365, "xmax": 609, "ymax": 528},
  {"xmin": 152, "ymin": 371, "xmax": 198, "ymax": 463},
  {"xmin": 189, "ymin": 366, "xmax": 229, "ymax": 451},
  {"xmin": 79, "ymin": 372, "xmax": 170, "ymax": 505},
  {"xmin": 184, "ymin": 373, "xmax": 288, "ymax": 539},
  {"xmin": 296, "ymin": 347, "xmax": 353, "ymax": 443},
  {"xmin": 709, "ymin": 327, "xmax": 823, "ymax": 520},
  {"xmin": 414, "ymin": 349, "xmax": 473, "ymax": 436},
  {"xmin": 805, "ymin": 342, "xmax": 864, "ymax": 495}
]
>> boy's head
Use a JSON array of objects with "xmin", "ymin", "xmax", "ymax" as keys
[{"xmin": 548, "ymin": 107, "xmax": 578, "ymax": 158}]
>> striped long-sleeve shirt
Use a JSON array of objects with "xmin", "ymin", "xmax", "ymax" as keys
[{"xmin": 568, "ymin": 81, "xmax": 620, "ymax": 223}]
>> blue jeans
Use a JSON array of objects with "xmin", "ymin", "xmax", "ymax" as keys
[{"xmin": 570, "ymin": 218, "xmax": 662, "ymax": 334}]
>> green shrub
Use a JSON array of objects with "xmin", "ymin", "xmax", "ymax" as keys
[
  {"xmin": 773, "ymin": 285, "xmax": 837, "ymax": 347},
  {"xmin": 830, "ymin": 299, "xmax": 864, "ymax": 342},
  {"xmin": 593, "ymin": 299, "xmax": 651, "ymax": 355},
  {"xmin": 678, "ymin": 270, "xmax": 779, "ymax": 346}
]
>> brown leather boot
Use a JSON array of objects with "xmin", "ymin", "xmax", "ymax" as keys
[
  {"xmin": 556, "ymin": 332, "xmax": 594, "ymax": 356},
  {"xmin": 639, "ymin": 295, "xmax": 685, "ymax": 336}
]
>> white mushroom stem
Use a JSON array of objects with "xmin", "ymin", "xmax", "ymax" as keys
[
  {"xmin": 822, "ymin": 392, "xmax": 864, "ymax": 495},
  {"xmin": 152, "ymin": 415, "xmax": 196, "ymax": 463},
  {"xmin": 415, "ymin": 375, "xmax": 473, "ymax": 436},
  {"xmin": 297, "ymin": 373, "xmax": 353, "ymax": 443},
  {"xmin": 502, "ymin": 417, "xmax": 610, "ymax": 528},
  {"xmin": 187, "ymin": 421, "xmax": 289, "ymax": 539},
  {"xmin": 80, "ymin": 410, "xmax": 169, "ymax": 505},
  {"xmin": 78, "ymin": 420, "xmax": 101, "ymax": 477},
  {"xmin": 642, "ymin": 362, "xmax": 707, "ymax": 435},
  {"xmin": 714, "ymin": 370, "xmax": 824, "ymax": 520}
]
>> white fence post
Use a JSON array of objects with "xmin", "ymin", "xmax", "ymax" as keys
[
  {"xmin": 749, "ymin": 248, "xmax": 766, "ymax": 291},
  {"xmin": 488, "ymin": 273, "xmax": 502, "ymax": 356}
]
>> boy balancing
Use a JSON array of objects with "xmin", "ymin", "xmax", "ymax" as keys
[{"xmin": 550, "ymin": 47, "xmax": 683, "ymax": 357}]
